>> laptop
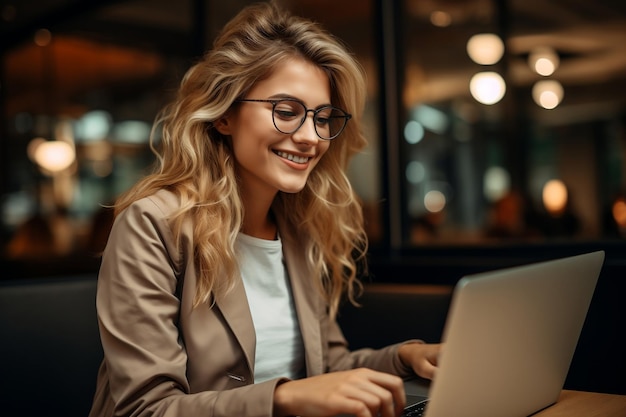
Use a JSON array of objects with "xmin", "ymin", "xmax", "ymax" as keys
[{"xmin": 402, "ymin": 250, "xmax": 605, "ymax": 417}]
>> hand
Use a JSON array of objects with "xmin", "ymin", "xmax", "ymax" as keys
[
  {"xmin": 273, "ymin": 368, "xmax": 406, "ymax": 417},
  {"xmin": 397, "ymin": 342, "xmax": 442, "ymax": 380}
]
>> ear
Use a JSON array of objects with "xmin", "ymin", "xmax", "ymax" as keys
[{"xmin": 213, "ymin": 116, "xmax": 232, "ymax": 135}]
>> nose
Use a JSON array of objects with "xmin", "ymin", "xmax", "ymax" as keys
[{"xmin": 291, "ymin": 112, "xmax": 320, "ymax": 145}]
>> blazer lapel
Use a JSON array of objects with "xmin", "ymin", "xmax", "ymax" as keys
[{"xmin": 214, "ymin": 275, "xmax": 256, "ymax": 378}]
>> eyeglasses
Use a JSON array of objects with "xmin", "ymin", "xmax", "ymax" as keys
[{"xmin": 236, "ymin": 98, "xmax": 351, "ymax": 140}]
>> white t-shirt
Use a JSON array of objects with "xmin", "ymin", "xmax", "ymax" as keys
[{"xmin": 236, "ymin": 233, "xmax": 306, "ymax": 383}]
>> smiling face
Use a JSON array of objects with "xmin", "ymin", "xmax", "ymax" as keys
[{"xmin": 216, "ymin": 57, "xmax": 332, "ymax": 203}]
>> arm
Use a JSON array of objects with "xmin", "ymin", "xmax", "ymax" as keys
[
  {"xmin": 270, "ymin": 318, "xmax": 438, "ymax": 417},
  {"xmin": 323, "ymin": 307, "xmax": 420, "ymax": 377},
  {"xmin": 321, "ymin": 306, "xmax": 441, "ymax": 380}
]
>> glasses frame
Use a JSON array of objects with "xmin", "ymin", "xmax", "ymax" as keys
[{"xmin": 236, "ymin": 98, "xmax": 352, "ymax": 140}]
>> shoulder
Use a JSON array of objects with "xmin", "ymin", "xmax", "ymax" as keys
[
  {"xmin": 125, "ymin": 189, "xmax": 181, "ymax": 218},
  {"xmin": 108, "ymin": 189, "xmax": 188, "ymax": 272},
  {"xmin": 112, "ymin": 189, "xmax": 183, "ymax": 243},
  {"xmin": 113, "ymin": 189, "xmax": 182, "ymax": 229}
]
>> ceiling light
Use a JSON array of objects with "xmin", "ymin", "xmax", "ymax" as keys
[
  {"xmin": 430, "ymin": 10, "xmax": 452, "ymax": 27},
  {"xmin": 532, "ymin": 80, "xmax": 564, "ymax": 109},
  {"xmin": 469, "ymin": 71, "xmax": 506, "ymax": 105},
  {"xmin": 32, "ymin": 140, "xmax": 76, "ymax": 174},
  {"xmin": 466, "ymin": 33, "xmax": 505, "ymax": 65},
  {"xmin": 528, "ymin": 47, "xmax": 560, "ymax": 76}
]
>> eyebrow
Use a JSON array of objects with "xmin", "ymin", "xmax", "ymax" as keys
[{"xmin": 267, "ymin": 94, "xmax": 333, "ymax": 109}]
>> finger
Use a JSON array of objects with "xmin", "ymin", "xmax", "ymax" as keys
[
  {"xmin": 335, "ymin": 370, "xmax": 402, "ymax": 417},
  {"xmin": 358, "ymin": 371, "xmax": 406, "ymax": 416},
  {"xmin": 330, "ymin": 396, "xmax": 375, "ymax": 417},
  {"xmin": 341, "ymin": 384, "xmax": 394, "ymax": 417},
  {"xmin": 418, "ymin": 361, "xmax": 437, "ymax": 380},
  {"xmin": 414, "ymin": 345, "xmax": 443, "ymax": 380},
  {"xmin": 363, "ymin": 383, "xmax": 397, "ymax": 417}
]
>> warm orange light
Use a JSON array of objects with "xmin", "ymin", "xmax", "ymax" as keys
[
  {"xmin": 542, "ymin": 179, "xmax": 568, "ymax": 214},
  {"xmin": 27, "ymin": 137, "xmax": 46, "ymax": 162},
  {"xmin": 33, "ymin": 140, "xmax": 75, "ymax": 173},
  {"xmin": 612, "ymin": 197, "xmax": 626, "ymax": 228},
  {"xmin": 430, "ymin": 11, "xmax": 452, "ymax": 27}
]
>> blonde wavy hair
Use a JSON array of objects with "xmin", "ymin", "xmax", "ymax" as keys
[{"xmin": 114, "ymin": 1, "xmax": 368, "ymax": 318}]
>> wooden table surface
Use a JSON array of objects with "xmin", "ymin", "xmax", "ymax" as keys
[{"xmin": 533, "ymin": 390, "xmax": 626, "ymax": 417}]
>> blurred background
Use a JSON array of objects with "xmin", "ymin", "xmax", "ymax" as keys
[{"xmin": 1, "ymin": 0, "xmax": 626, "ymax": 276}]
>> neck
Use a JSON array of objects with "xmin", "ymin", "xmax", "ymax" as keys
[
  {"xmin": 242, "ymin": 219, "xmax": 277, "ymax": 240},
  {"xmin": 241, "ymin": 208, "xmax": 277, "ymax": 240},
  {"xmin": 240, "ymin": 187, "xmax": 278, "ymax": 240}
]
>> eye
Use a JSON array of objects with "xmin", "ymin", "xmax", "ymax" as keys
[
  {"xmin": 315, "ymin": 116, "xmax": 330, "ymax": 126},
  {"xmin": 273, "ymin": 101, "xmax": 303, "ymax": 121},
  {"xmin": 315, "ymin": 108, "xmax": 332, "ymax": 126}
]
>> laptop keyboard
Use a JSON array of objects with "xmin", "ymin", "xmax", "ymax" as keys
[{"xmin": 402, "ymin": 399, "xmax": 429, "ymax": 417}]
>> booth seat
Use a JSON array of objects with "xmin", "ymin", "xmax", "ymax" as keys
[
  {"xmin": 337, "ymin": 283, "xmax": 453, "ymax": 347},
  {"xmin": 0, "ymin": 274, "xmax": 102, "ymax": 417}
]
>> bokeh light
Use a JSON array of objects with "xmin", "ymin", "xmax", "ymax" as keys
[
  {"xmin": 34, "ymin": 28, "xmax": 52, "ymax": 47},
  {"xmin": 466, "ymin": 33, "xmax": 505, "ymax": 65},
  {"xmin": 469, "ymin": 71, "xmax": 506, "ymax": 105},
  {"xmin": 528, "ymin": 47, "xmax": 560, "ymax": 76},
  {"xmin": 532, "ymin": 80, "xmax": 564, "ymax": 109},
  {"xmin": 76, "ymin": 110, "xmax": 113, "ymax": 142},
  {"xmin": 406, "ymin": 161, "xmax": 426, "ymax": 184},
  {"xmin": 542, "ymin": 179, "xmax": 568, "ymax": 214},
  {"xmin": 424, "ymin": 190, "xmax": 446, "ymax": 213},
  {"xmin": 483, "ymin": 166, "xmax": 511, "ymax": 202},
  {"xmin": 32, "ymin": 140, "xmax": 76, "ymax": 173},
  {"xmin": 612, "ymin": 197, "xmax": 626, "ymax": 229},
  {"xmin": 430, "ymin": 11, "xmax": 452, "ymax": 27}
]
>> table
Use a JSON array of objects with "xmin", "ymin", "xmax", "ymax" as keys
[
  {"xmin": 533, "ymin": 390, "xmax": 626, "ymax": 417},
  {"xmin": 404, "ymin": 378, "xmax": 626, "ymax": 417}
]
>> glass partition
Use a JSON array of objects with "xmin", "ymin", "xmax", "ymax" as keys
[{"xmin": 399, "ymin": 0, "xmax": 626, "ymax": 246}]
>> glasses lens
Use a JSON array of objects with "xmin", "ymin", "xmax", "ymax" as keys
[
  {"xmin": 272, "ymin": 100, "xmax": 306, "ymax": 134},
  {"xmin": 316, "ymin": 107, "xmax": 349, "ymax": 140}
]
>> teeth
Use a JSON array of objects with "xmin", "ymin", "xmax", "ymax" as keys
[{"xmin": 276, "ymin": 151, "xmax": 309, "ymax": 164}]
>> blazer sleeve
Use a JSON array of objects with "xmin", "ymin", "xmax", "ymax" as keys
[
  {"xmin": 322, "ymin": 310, "xmax": 419, "ymax": 378},
  {"xmin": 93, "ymin": 196, "xmax": 283, "ymax": 417},
  {"xmin": 327, "ymin": 320, "xmax": 416, "ymax": 378}
]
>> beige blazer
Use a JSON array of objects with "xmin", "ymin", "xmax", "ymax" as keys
[{"xmin": 89, "ymin": 190, "xmax": 413, "ymax": 417}]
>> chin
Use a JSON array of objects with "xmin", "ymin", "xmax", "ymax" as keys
[
  {"xmin": 279, "ymin": 185, "xmax": 307, "ymax": 194},
  {"xmin": 277, "ymin": 180, "xmax": 308, "ymax": 194}
]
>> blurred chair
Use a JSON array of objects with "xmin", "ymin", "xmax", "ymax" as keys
[{"xmin": 0, "ymin": 274, "xmax": 102, "ymax": 417}]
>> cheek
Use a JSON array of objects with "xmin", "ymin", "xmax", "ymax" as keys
[
  {"xmin": 229, "ymin": 122, "xmax": 267, "ymax": 159},
  {"xmin": 318, "ymin": 142, "xmax": 331, "ymax": 159},
  {"xmin": 231, "ymin": 141, "xmax": 259, "ymax": 168},
  {"xmin": 310, "ymin": 142, "xmax": 331, "ymax": 170}
]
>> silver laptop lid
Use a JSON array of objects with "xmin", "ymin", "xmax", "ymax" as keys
[{"xmin": 424, "ymin": 250, "xmax": 604, "ymax": 417}]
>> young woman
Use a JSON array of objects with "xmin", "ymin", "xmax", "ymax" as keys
[{"xmin": 88, "ymin": 2, "xmax": 441, "ymax": 417}]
